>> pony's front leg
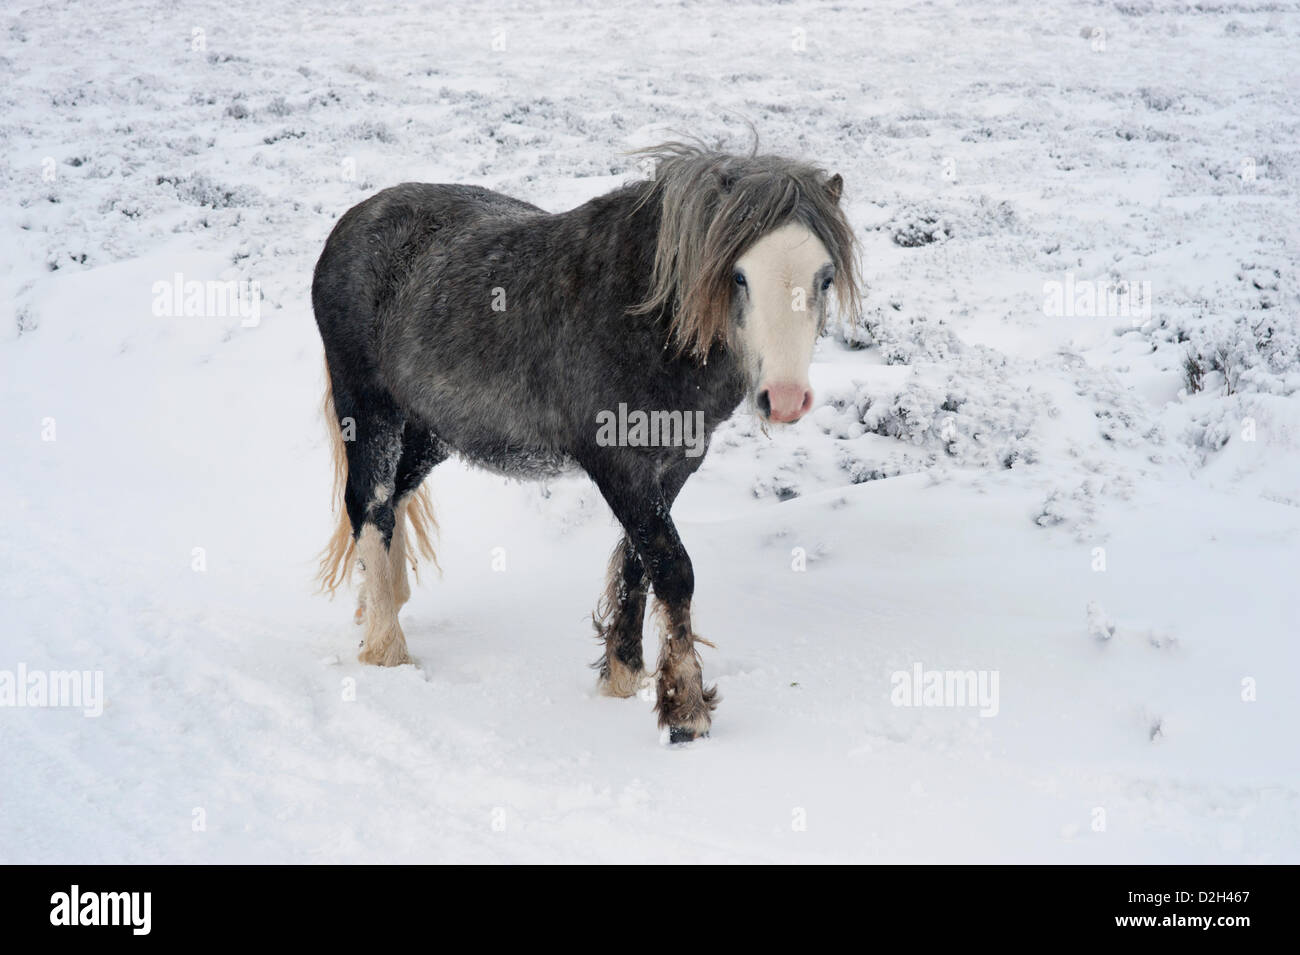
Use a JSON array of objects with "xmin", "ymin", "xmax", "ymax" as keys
[
  {"xmin": 652, "ymin": 594, "xmax": 716, "ymax": 743},
  {"xmin": 588, "ymin": 465, "xmax": 717, "ymax": 741}
]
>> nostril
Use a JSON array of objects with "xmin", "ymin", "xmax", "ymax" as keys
[
  {"xmin": 801, "ymin": 389, "xmax": 814, "ymax": 413},
  {"xmin": 757, "ymin": 390, "xmax": 772, "ymax": 418}
]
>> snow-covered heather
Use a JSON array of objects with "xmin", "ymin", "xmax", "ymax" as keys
[{"xmin": 2, "ymin": 0, "xmax": 1298, "ymax": 862}]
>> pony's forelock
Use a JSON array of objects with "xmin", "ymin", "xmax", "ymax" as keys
[{"xmin": 629, "ymin": 142, "xmax": 861, "ymax": 361}]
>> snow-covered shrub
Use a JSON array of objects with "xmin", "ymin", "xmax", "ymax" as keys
[
  {"xmin": 1180, "ymin": 312, "xmax": 1300, "ymax": 399},
  {"xmin": 882, "ymin": 196, "xmax": 1016, "ymax": 249},
  {"xmin": 158, "ymin": 173, "xmax": 261, "ymax": 209},
  {"xmin": 831, "ymin": 305, "xmax": 965, "ymax": 364},
  {"xmin": 822, "ymin": 361, "xmax": 1044, "ymax": 480},
  {"xmin": 885, "ymin": 203, "xmax": 956, "ymax": 247},
  {"xmin": 345, "ymin": 120, "xmax": 396, "ymax": 143}
]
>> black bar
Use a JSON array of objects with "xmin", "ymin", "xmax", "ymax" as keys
[{"xmin": 2, "ymin": 864, "xmax": 1286, "ymax": 940}]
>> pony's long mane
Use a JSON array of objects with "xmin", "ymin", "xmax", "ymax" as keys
[{"xmin": 629, "ymin": 142, "xmax": 861, "ymax": 361}]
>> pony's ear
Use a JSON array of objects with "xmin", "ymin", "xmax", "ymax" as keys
[{"xmin": 825, "ymin": 173, "xmax": 844, "ymax": 203}]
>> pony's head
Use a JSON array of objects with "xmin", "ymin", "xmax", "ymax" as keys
[{"xmin": 633, "ymin": 143, "xmax": 860, "ymax": 424}]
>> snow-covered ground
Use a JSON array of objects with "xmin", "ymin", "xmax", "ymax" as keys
[{"xmin": 2, "ymin": 0, "xmax": 1298, "ymax": 862}]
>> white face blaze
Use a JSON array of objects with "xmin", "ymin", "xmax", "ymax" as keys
[{"xmin": 731, "ymin": 222, "xmax": 833, "ymax": 424}]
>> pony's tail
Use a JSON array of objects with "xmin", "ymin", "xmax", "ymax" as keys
[
  {"xmin": 403, "ymin": 482, "xmax": 441, "ymax": 582},
  {"xmin": 316, "ymin": 365, "xmax": 356, "ymax": 596},
  {"xmin": 315, "ymin": 363, "xmax": 441, "ymax": 596}
]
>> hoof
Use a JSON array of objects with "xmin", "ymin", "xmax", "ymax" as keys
[
  {"xmin": 598, "ymin": 657, "xmax": 648, "ymax": 698},
  {"xmin": 668, "ymin": 726, "xmax": 708, "ymax": 745},
  {"xmin": 357, "ymin": 642, "xmax": 412, "ymax": 667},
  {"xmin": 656, "ymin": 683, "xmax": 718, "ymax": 744}
]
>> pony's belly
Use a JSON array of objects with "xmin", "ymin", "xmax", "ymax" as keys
[{"xmin": 457, "ymin": 442, "xmax": 580, "ymax": 480}]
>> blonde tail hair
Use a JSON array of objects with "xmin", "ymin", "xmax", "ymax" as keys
[{"xmin": 316, "ymin": 364, "xmax": 439, "ymax": 596}]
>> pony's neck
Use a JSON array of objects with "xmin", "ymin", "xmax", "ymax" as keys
[
  {"xmin": 574, "ymin": 182, "xmax": 668, "ymax": 320},
  {"xmin": 568, "ymin": 182, "xmax": 745, "ymax": 379}
]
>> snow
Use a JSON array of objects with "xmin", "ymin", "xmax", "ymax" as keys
[{"xmin": 2, "ymin": 0, "xmax": 1298, "ymax": 862}]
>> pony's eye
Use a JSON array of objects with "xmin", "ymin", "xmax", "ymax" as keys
[
  {"xmin": 820, "ymin": 276, "xmax": 834, "ymax": 292},
  {"xmin": 734, "ymin": 272, "xmax": 747, "ymax": 288}
]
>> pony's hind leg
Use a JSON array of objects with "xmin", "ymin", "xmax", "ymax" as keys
[
  {"xmin": 593, "ymin": 537, "xmax": 651, "ymax": 697},
  {"xmin": 388, "ymin": 423, "xmax": 446, "ymax": 611},
  {"xmin": 356, "ymin": 520, "xmax": 408, "ymax": 666},
  {"xmin": 336, "ymin": 389, "xmax": 411, "ymax": 666},
  {"xmin": 389, "ymin": 499, "xmax": 412, "ymax": 609}
]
